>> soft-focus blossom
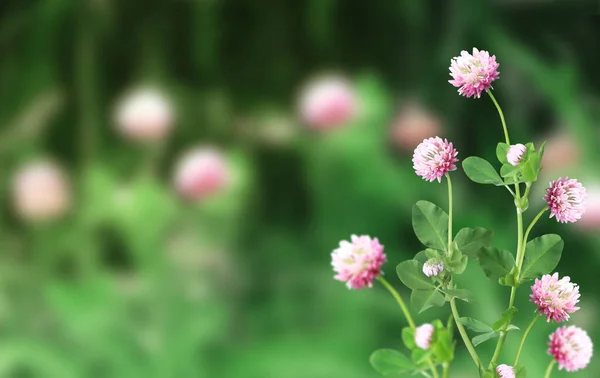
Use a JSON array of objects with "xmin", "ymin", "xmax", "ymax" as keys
[
  {"xmin": 544, "ymin": 178, "xmax": 587, "ymax": 223},
  {"xmin": 115, "ymin": 87, "xmax": 174, "ymax": 142},
  {"xmin": 12, "ymin": 160, "xmax": 71, "ymax": 221},
  {"xmin": 299, "ymin": 75, "xmax": 357, "ymax": 130},
  {"xmin": 548, "ymin": 326, "xmax": 593, "ymax": 372},
  {"xmin": 413, "ymin": 137, "xmax": 459, "ymax": 182},
  {"xmin": 390, "ymin": 101, "xmax": 441, "ymax": 151},
  {"xmin": 331, "ymin": 235, "xmax": 386, "ymax": 290},
  {"xmin": 578, "ymin": 184, "xmax": 600, "ymax": 231},
  {"xmin": 423, "ymin": 258, "xmax": 444, "ymax": 277},
  {"xmin": 506, "ymin": 144, "xmax": 527, "ymax": 166},
  {"xmin": 174, "ymin": 147, "xmax": 229, "ymax": 200},
  {"xmin": 415, "ymin": 323, "xmax": 435, "ymax": 350},
  {"xmin": 540, "ymin": 132, "xmax": 579, "ymax": 174},
  {"xmin": 530, "ymin": 273, "xmax": 580, "ymax": 323},
  {"xmin": 496, "ymin": 364, "xmax": 515, "ymax": 378},
  {"xmin": 448, "ymin": 48, "xmax": 500, "ymax": 98}
]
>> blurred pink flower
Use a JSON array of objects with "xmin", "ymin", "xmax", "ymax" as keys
[
  {"xmin": 422, "ymin": 258, "xmax": 444, "ymax": 277},
  {"xmin": 530, "ymin": 273, "xmax": 580, "ymax": 323},
  {"xmin": 448, "ymin": 48, "xmax": 500, "ymax": 98},
  {"xmin": 544, "ymin": 177, "xmax": 587, "ymax": 223},
  {"xmin": 506, "ymin": 143, "xmax": 526, "ymax": 166},
  {"xmin": 115, "ymin": 88, "xmax": 174, "ymax": 142},
  {"xmin": 331, "ymin": 235, "xmax": 386, "ymax": 290},
  {"xmin": 299, "ymin": 76, "xmax": 357, "ymax": 130},
  {"xmin": 390, "ymin": 102, "xmax": 442, "ymax": 151},
  {"xmin": 548, "ymin": 326, "xmax": 593, "ymax": 372},
  {"xmin": 540, "ymin": 132, "xmax": 579, "ymax": 174},
  {"xmin": 174, "ymin": 147, "xmax": 229, "ymax": 200},
  {"xmin": 415, "ymin": 323, "xmax": 434, "ymax": 350},
  {"xmin": 577, "ymin": 184, "xmax": 600, "ymax": 231},
  {"xmin": 413, "ymin": 137, "xmax": 459, "ymax": 182},
  {"xmin": 12, "ymin": 160, "xmax": 71, "ymax": 221},
  {"xmin": 496, "ymin": 364, "xmax": 515, "ymax": 378}
]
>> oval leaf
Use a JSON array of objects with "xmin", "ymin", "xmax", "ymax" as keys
[
  {"xmin": 478, "ymin": 247, "xmax": 515, "ymax": 280},
  {"xmin": 472, "ymin": 331, "xmax": 499, "ymax": 347},
  {"xmin": 411, "ymin": 289, "xmax": 445, "ymax": 313},
  {"xmin": 412, "ymin": 201, "xmax": 448, "ymax": 251},
  {"xmin": 462, "ymin": 157, "xmax": 504, "ymax": 186},
  {"xmin": 370, "ymin": 349, "xmax": 415, "ymax": 376},
  {"xmin": 454, "ymin": 227, "xmax": 494, "ymax": 258},
  {"xmin": 520, "ymin": 234, "xmax": 563, "ymax": 281},
  {"xmin": 457, "ymin": 317, "xmax": 493, "ymax": 333},
  {"xmin": 396, "ymin": 260, "xmax": 435, "ymax": 290}
]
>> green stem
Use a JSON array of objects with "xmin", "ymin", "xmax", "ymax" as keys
[
  {"xmin": 450, "ymin": 298, "xmax": 483, "ymax": 369},
  {"xmin": 377, "ymin": 277, "xmax": 416, "ymax": 329},
  {"xmin": 487, "ymin": 90, "xmax": 510, "ymax": 145},
  {"xmin": 544, "ymin": 360, "xmax": 556, "ymax": 378},
  {"xmin": 517, "ymin": 207, "xmax": 549, "ymax": 270},
  {"xmin": 442, "ymin": 363, "xmax": 449, "ymax": 378},
  {"xmin": 446, "ymin": 174, "xmax": 453, "ymax": 252},
  {"xmin": 378, "ymin": 277, "xmax": 440, "ymax": 378},
  {"xmin": 513, "ymin": 315, "xmax": 539, "ymax": 366}
]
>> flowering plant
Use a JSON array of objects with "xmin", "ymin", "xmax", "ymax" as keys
[{"xmin": 331, "ymin": 48, "xmax": 592, "ymax": 378}]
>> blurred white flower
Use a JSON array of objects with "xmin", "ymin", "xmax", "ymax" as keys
[
  {"xmin": 12, "ymin": 160, "xmax": 71, "ymax": 221},
  {"xmin": 298, "ymin": 75, "xmax": 358, "ymax": 130},
  {"xmin": 115, "ymin": 87, "xmax": 174, "ymax": 142},
  {"xmin": 174, "ymin": 147, "xmax": 229, "ymax": 200},
  {"xmin": 541, "ymin": 131, "xmax": 579, "ymax": 174}
]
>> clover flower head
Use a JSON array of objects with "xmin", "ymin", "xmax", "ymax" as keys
[
  {"xmin": 413, "ymin": 137, "xmax": 459, "ymax": 182},
  {"xmin": 548, "ymin": 326, "xmax": 593, "ymax": 372},
  {"xmin": 449, "ymin": 48, "xmax": 500, "ymax": 98},
  {"xmin": 331, "ymin": 235, "xmax": 386, "ymax": 290},
  {"xmin": 544, "ymin": 177, "xmax": 587, "ymax": 223},
  {"xmin": 530, "ymin": 273, "xmax": 580, "ymax": 323}
]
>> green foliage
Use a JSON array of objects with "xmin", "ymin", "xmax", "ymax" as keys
[
  {"xmin": 520, "ymin": 234, "xmax": 564, "ymax": 281},
  {"xmin": 478, "ymin": 247, "xmax": 515, "ymax": 280},
  {"xmin": 442, "ymin": 289, "xmax": 474, "ymax": 303},
  {"xmin": 471, "ymin": 332, "xmax": 499, "ymax": 347},
  {"xmin": 457, "ymin": 317, "xmax": 493, "ymax": 333},
  {"xmin": 492, "ymin": 307, "xmax": 518, "ymax": 332},
  {"xmin": 369, "ymin": 349, "xmax": 415, "ymax": 376},
  {"xmin": 396, "ymin": 260, "xmax": 435, "ymax": 290},
  {"xmin": 411, "ymin": 289, "xmax": 445, "ymax": 313},
  {"xmin": 462, "ymin": 157, "xmax": 504, "ymax": 186},
  {"xmin": 454, "ymin": 227, "xmax": 493, "ymax": 258},
  {"xmin": 412, "ymin": 201, "xmax": 448, "ymax": 251}
]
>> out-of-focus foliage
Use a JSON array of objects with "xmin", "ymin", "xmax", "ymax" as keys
[{"xmin": 0, "ymin": 1, "xmax": 599, "ymax": 377}]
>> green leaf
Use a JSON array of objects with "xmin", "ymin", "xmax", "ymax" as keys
[
  {"xmin": 462, "ymin": 157, "xmax": 504, "ymax": 186},
  {"xmin": 443, "ymin": 289, "xmax": 474, "ymax": 303},
  {"xmin": 457, "ymin": 317, "xmax": 493, "ymax": 333},
  {"xmin": 411, "ymin": 289, "xmax": 445, "ymax": 313},
  {"xmin": 402, "ymin": 327, "xmax": 416, "ymax": 350},
  {"xmin": 432, "ymin": 328, "xmax": 454, "ymax": 363},
  {"xmin": 493, "ymin": 307, "xmax": 517, "ymax": 331},
  {"xmin": 516, "ymin": 365, "xmax": 527, "ymax": 378},
  {"xmin": 520, "ymin": 234, "xmax": 563, "ymax": 281},
  {"xmin": 538, "ymin": 141, "xmax": 547, "ymax": 162},
  {"xmin": 446, "ymin": 255, "xmax": 468, "ymax": 274},
  {"xmin": 478, "ymin": 247, "xmax": 515, "ymax": 280},
  {"xmin": 454, "ymin": 227, "xmax": 493, "ymax": 258},
  {"xmin": 472, "ymin": 331, "xmax": 499, "ymax": 347},
  {"xmin": 396, "ymin": 260, "xmax": 435, "ymax": 290},
  {"xmin": 413, "ymin": 250, "xmax": 429, "ymax": 264},
  {"xmin": 370, "ymin": 349, "xmax": 415, "ymax": 376},
  {"xmin": 496, "ymin": 143, "xmax": 509, "ymax": 164},
  {"xmin": 412, "ymin": 201, "xmax": 448, "ymax": 251},
  {"xmin": 411, "ymin": 348, "xmax": 432, "ymax": 365},
  {"xmin": 500, "ymin": 163, "xmax": 521, "ymax": 178}
]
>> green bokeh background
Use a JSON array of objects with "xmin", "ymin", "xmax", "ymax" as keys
[{"xmin": 0, "ymin": 1, "xmax": 599, "ymax": 377}]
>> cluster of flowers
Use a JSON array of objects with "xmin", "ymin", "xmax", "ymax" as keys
[
  {"xmin": 330, "ymin": 48, "xmax": 593, "ymax": 377},
  {"xmin": 12, "ymin": 87, "xmax": 230, "ymax": 223}
]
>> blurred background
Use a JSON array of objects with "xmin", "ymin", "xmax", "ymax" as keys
[{"xmin": 0, "ymin": 0, "xmax": 599, "ymax": 377}]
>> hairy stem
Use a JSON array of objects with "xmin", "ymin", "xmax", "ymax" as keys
[
  {"xmin": 514, "ymin": 315, "xmax": 539, "ymax": 365},
  {"xmin": 446, "ymin": 174, "xmax": 453, "ymax": 251},
  {"xmin": 450, "ymin": 298, "xmax": 483, "ymax": 369}
]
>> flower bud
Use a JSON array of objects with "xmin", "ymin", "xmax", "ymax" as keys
[
  {"xmin": 506, "ymin": 143, "xmax": 526, "ymax": 166},
  {"xmin": 423, "ymin": 258, "xmax": 444, "ymax": 277},
  {"xmin": 496, "ymin": 364, "xmax": 515, "ymax": 378},
  {"xmin": 414, "ymin": 323, "xmax": 434, "ymax": 350}
]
